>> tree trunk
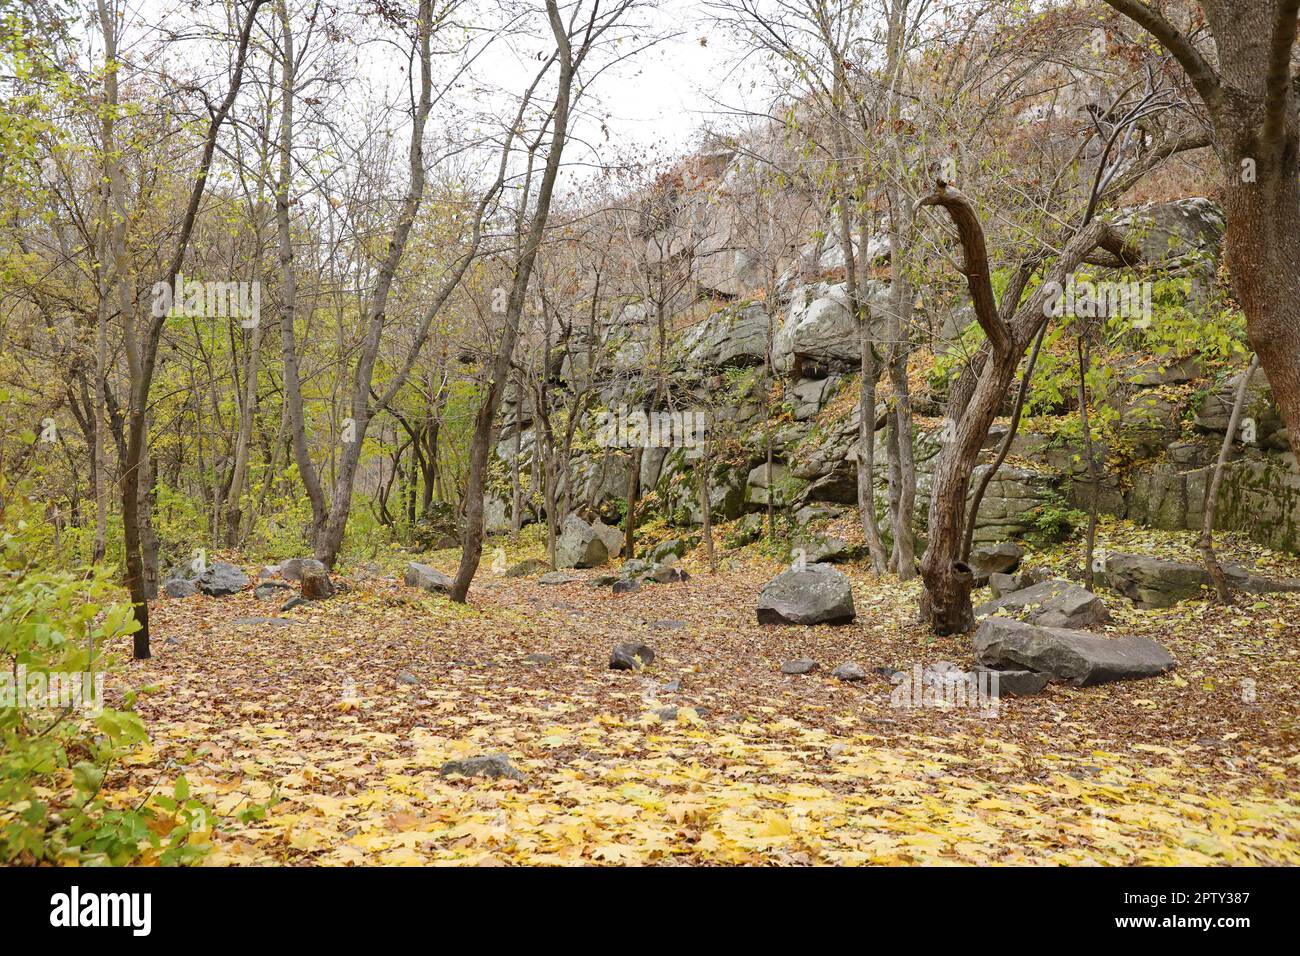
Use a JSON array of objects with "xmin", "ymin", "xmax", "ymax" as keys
[
  {"xmin": 1199, "ymin": 355, "xmax": 1260, "ymax": 603},
  {"xmin": 1076, "ymin": 334, "xmax": 1100, "ymax": 589},
  {"xmin": 450, "ymin": 0, "xmax": 577, "ymax": 602}
]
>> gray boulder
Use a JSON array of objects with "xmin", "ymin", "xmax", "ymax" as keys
[
  {"xmin": 1103, "ymin": 552, "xmax": 1300, "ymax": 608},
  {"xmin": 404, "ymin": 562, "xmax": 453, "ymax": 593},
  {"xmin": 163, "ymin": 576, "xmax": 198, "ymax": 599},
  {"xmin": 977, "ymin": 579, "xmax": 1111, "ymax": 629},
  {"xmin": 969, "ymin": 542, "xmax": 1023, "ymax": 583},
  {"xmin": 591, "ymin": 519, "xmax": 624, "ymax": 560},
  {"xmin": 649, "ymin": 537, "xmax": 692, "ymax": 564},
  {"xmin": 556, "ymin": 514, "xmax": 609, "ymax": 569},
  {"xmin": 195, "ymin": 561, "xmax": 248, "ymax": 597},
  {"xmin": 678, "ymin": 303, "xmax": 769, "ymax": 368},
  {"xmin": 974, "ymin": 666, "xmax": 1052, "ymax": 697},
  {"xmin": 974, "ymin": 618, "xmax": 1175, "ymax": 686},
  {"xmin": 988, "ymin": 568, "xmax": 1047, "ymax": 598},
  {"xmin": 794, "ymin": 532, "xmax": 850, "ymax": 564},
  {"xmin": 756, "ymin": 564, "xmax": 856, "ymax": 625}
]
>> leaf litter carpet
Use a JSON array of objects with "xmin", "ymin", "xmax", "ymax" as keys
[{"xmin": 114, "ymin": 539, "xmax": 1300, "ymax": 866}]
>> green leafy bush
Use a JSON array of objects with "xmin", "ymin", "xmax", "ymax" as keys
[{"xmin": 0, "ymin": 493, "xmax": 210, "ymax": 865}]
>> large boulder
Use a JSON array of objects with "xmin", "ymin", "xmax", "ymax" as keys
[
  {"xmin": 404, "ymin": 562, "xmax": 453, "ymax": 593},
  {"xmin": 976, "ymin": 579, "xmax": 1111, "ymax": 629},
  {"xmin": 1103, "ymin": 552, "xmax": 1300, "ymax": 608},
  {"xmin": 969, "ymin": 541, "xmax": 1023, "ymax": 585},
  {"xmin": 773, "ymin": 281, "xmax": 887, "ymax": 373},
  {"xmin": 1115, "ymin": 197, "xmax": 1225, "ymax": 264},
  {"xmin": 195, "ymin": 560, "xmax": 248, "ymax": 597},
  {"xmin": 677, "ymin": 303, "xmax": 769, "ymax": 368},
  {"xmin": 756, "ymin": 564, "xmax": 856, "ymax": 625},
  {"xmin": 966, "ymin": 466, "xmax": 1057, "ymax": 544},
  {"xmin": 162, "ymin": 576, "xmax": 198, "ymax": 599},
  {"xmin": 974, "ymin": 618, "xmax": 1175, "ymax": 686},
  {"xmin": 556, "ymin": 514, "xmax": 609, "ymax": 569},
  {"xmin": 590, "ymin": 518, "xmax": 624, "ymax": 560}
]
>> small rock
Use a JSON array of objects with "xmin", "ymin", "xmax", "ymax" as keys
[
  {"xmin": 538, "ymin": 571, "xmax": 581, "ymax": 586},
  {"xmin": 254, "ymin": 581, "xmax": 293, "ymax": 600},
  {"xmin": 780, "ymin": 658, "xmax": 818, "ymax": 675},
  {"xmin": 974, "ymin": 666, "xmax": 1051, "ymax": 697},
  {"xmin": 647, "ymin": 564, "xmax": 690, "ymax": 584},
  {"xmin": 438, "ymin": 754, "xmax": 525, "ymax": 782},
  {"xmin": 610, "ymin": 642, "xmax": 655, "ymax": 671},
  {"xmin": 831, "ymin": 662, "xmax": 867, "ymax": 682}
]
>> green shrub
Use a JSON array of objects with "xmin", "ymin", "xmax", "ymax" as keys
[{"xmin": 0, "ymin": 492, "xmax": 209, "ymax": 865}]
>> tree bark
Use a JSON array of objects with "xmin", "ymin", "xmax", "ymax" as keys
[{"xmin": 1199, "ymin": 355, "xmax": 1260, "ymax": 603}]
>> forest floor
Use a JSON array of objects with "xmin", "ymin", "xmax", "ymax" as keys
[{"xmin": 107, "ymin": 520, "xmax": 1300, "ymax": 865}]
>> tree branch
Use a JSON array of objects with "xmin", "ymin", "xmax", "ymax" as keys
[
  {"xmin": 1262, "ymin": 0, "xmax": 1300, "ymax": 160},
  {"xmin": 917, "ymin": 180, "xmax": 1011, "ymax": 358},
  {"xmin": 1100, "ymin": 0, "xmax": 1221, "ymax": 106}
]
